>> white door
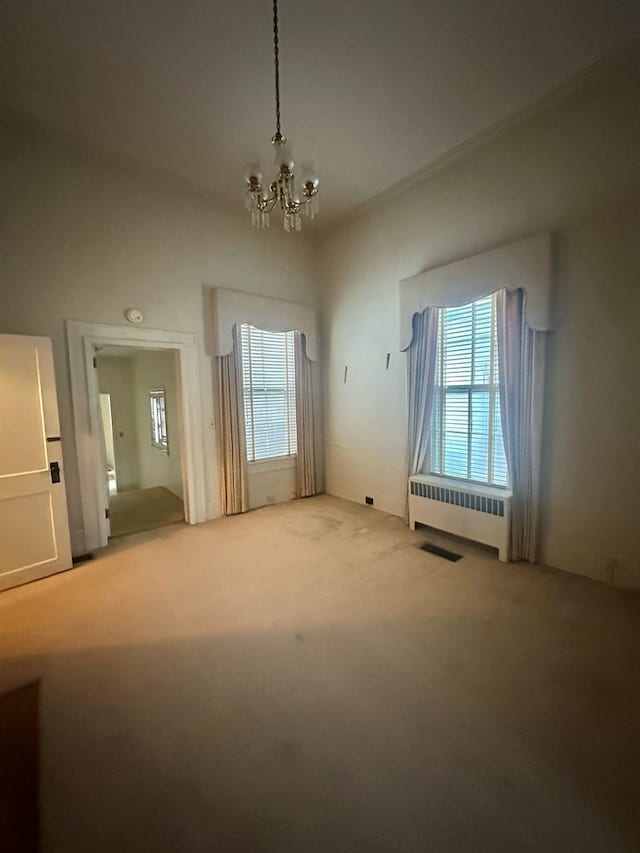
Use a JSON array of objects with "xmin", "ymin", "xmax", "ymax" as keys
[{"xmin": 0, "ymin": 334, "xmax": 73, "ymax": 592}]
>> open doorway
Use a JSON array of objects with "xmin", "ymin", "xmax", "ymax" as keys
[
  {"xmin": 94, "ymin": 347, "xmax": 185, "ymax": 538},
  {"xmin": 67, "ymin": 320, "xmax": 206, "ymax": 552}
]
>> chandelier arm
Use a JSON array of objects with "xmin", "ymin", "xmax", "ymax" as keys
[
  {"xmin": 298, "ymin": 192, "xmax": 317, "ymax": 205},
  {"xmin": 256, "ymin": 193, "xmax": 278, "ymax": 212},
  {"xmin": 284, "ymin": 199, "xmax": 301, "ymax": 214},
  {"xmin": 280, "ymin": 177, "xmax": 299, "ymax": 213},
  {"xmin": 273, "ymin": 0, "xmax": 281, "ymax": 138}
]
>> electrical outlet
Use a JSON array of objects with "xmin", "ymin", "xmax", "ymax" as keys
[{"xmin": 365, "ymin": 496, "xmax": 374, "ymax": 505}]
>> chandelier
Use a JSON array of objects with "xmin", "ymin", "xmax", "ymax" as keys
[{"xmin": 244, "ymin": 0, "xmax": 319, "ymax": 232}]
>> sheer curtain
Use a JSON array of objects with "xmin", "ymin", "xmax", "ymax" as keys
[
  {"xmin": 294, "ymin": 331, "xmax": 318, "ymax": 497},
  {"xmin": 217, "ymin": 325, "xmax": 248, "ymax": 515},
  {"xmin": 407, "ymin": 307, "xmax": 440, "ymax": 478},
  {"xmin": 496, "ymin": 288, "xmax": 546, "ymax": 562}
]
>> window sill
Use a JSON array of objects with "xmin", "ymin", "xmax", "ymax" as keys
[{"xmin": 248, "ymin": 455, "xmax": 297, "ymax": 474}]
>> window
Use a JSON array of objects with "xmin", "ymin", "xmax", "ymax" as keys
[
  {"xmin": 240, "ymin": 324, "xmax": 297, "ymax": 462},
  {"xmin": 429, "ymin": 293, "xmax": 508, "ymax": 487},
  {"xmin": 149, "ymin": 388, "xmax": 168, "ymax": 453}
]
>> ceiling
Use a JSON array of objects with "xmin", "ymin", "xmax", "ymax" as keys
[{"xmin": 2, "ymin": 1, "xmax": 639, "ymax": 227}]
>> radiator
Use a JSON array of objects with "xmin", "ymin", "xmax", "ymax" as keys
[{"xmin": 408, "ymin": 475, "xmax": 511, "ymax": 561}]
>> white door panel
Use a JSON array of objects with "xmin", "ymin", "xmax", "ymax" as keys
[
  {"xmin": 0, "ymin": 335, "xmax": 73, "ymax": 591},
  {"xmin": 0, "ymin": 344, "xmax": 48, "ymax": 475},
  {"xmin": 0, "ymin": 491, "xmax": 56, "ymax": 572}
]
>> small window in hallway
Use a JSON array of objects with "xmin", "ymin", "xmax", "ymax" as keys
[{"xmin": 149, "ymin": 388, "xmax": 168, "ymax": 453}]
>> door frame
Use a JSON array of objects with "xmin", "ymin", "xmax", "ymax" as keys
[{"xmin": 67, "ymin": 321, "xmax": 206, "ymax": 550}]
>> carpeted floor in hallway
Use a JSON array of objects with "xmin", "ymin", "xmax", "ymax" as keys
[
  {"xmin": 108, "ymin": 486, "xmax": 185, "ymax": 538},
  {"xmin": 0, "ymin": 495, "xmax": 639, "ymax": 852}
]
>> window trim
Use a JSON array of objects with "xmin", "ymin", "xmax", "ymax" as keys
[
  {"xmin": 425, "ymin": 470, "xmax": 511, "ymax": 493},
  {"xmin": 248, "ymin": 454, "xmax": 297, "ymax": 473}
]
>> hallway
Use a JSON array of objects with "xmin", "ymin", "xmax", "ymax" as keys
[{"xmin": 108, "ymin": 487, "xmax": 184, "ymax": 538}]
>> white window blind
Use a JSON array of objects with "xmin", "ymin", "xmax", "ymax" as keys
[
  {"xmin": 240, "ymin": 324, "xmax": 297, "ymax": 462},
  {"xmin": 429, "ymin": 293, "xmax": 509, "ymax": 487}
]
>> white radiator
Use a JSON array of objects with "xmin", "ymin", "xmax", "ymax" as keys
[{"xmin": 409, "ymin": 475, "xmax": 511, "ymax": 561}]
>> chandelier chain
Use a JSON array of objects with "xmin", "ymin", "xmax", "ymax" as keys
[
  {"xmin": 244, "ymin": 0, "xmax": 319, "ymax": 230},
  {"xmin": 273, "ymin": 0, "xmax": 281, "ymax": 137}
]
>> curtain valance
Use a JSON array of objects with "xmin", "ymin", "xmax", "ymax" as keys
[
  {"xmin": 211, "ymin": 287, "xmax": 318, "ymax": 361},
  {"xmin": 399, "ymin": 232, "xmax": 553, "ymax": 350}
]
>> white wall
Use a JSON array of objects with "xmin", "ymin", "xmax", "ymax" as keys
[
  {"xmin": 0, "ymin": 114, "xmax": 317, "ymax": 553},
  {"xmin": 132, "ymin": 349, "xmax": 183, "ymax": 500},
  {"xmin": 248, "ymin": 458, "xmax": 297, "ymax": 511},
  {"xmin": 319, "ymin": 55, "xmax": 640, "ymax": 589},
  {"xmin": 95, "ymin": 356, "xmax": 139, "ymax": 491}
]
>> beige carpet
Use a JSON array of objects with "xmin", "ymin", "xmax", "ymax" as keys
[
  {"xmin": 108, "ymin": 486, "xmax": 184, "ymax": 538},
  {"xmin": 0, "ymin": 495, "xmax": 639, "ymax": 852}
]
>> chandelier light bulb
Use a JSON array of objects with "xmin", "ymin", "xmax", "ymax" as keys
[
  {"xmin": 243, "ymin": 0, "xmax": 319, "ymax": 232},
  {"xmin": 273, "ymin": 138, "xmax": 295, "ymax": 173},
  {"xmin": 244, "ymin": 160, "xmax": 263, "ymax": 186},
  {"xmin": 301, "ymin": 161, "xmax": 319, "ymax": 189}
]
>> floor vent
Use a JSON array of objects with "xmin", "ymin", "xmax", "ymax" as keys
[{"xmin": 420, "ymin": 542, "xmax": 462, "ymax": 562}]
